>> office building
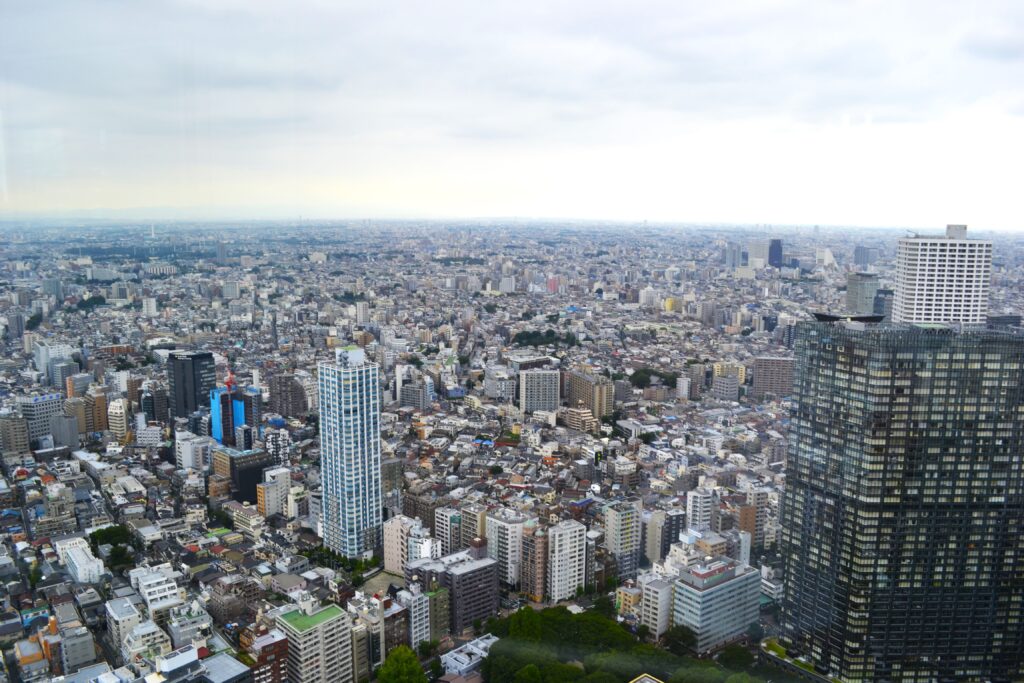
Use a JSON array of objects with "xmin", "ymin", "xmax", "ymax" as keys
[
  {"xmin": 141, "ymin": 384, "xmax": 169, "ymax": 424},
  {"xmin": 547, "ymin": 519, "xmax": 587, "ymax": 602},
  {"xmin": 17, "ymin": 393, "xmax": 63, "ymax": 441},
  {"xmin": 768, "ymin": 238, "xmax": 783, "ymax": 268},
  {"xmin": 854, "ymin": 245, "xmax": 880, "ymax": 267},
  {"xmin": 65, "ymin": 372, "xmax": 92, "ymax": 398},
  {"xmin": 34, "ymin": 340, "xmax": 75, "ymax": 386},
  {"xmin": 168, "ymin": 351, "xmax": 216, "ymax": 419},
  {"xmin": 107, "ymin": 397, "xmax": 131, "ymax": 440},
  {"xmin": 319, "ymin": 346, "xmax": 383, "ymax": 558},
  {"xmin": 519, "ymin": 369, "xmax": 560, "ymax": 413},
  {"xmin": 673, "ymin": 556, "xmax": 760, "ymax": 654},
  {"xmin": 212, "ymin": 446, "xmax": 274, "ymax": 504},
  {"xmin": 276, "ymin": 599, "xmax": 354, "ymax": 683},
  {"xmin": 892, "ymin": 224, "xmax": 992, "ymax": 324},
  {"xmin": 846, "ymin": 272, "xmax": 880, "ymax": 315},
  {"xmin": 751, "ymin": 356, "xmax": 794, "ymax": 400},
  {"xmin": 604, "ymin": 500, "xmax": 642, "ymax": 579},
  {"xmin": 781, "ymin": 320, "xmax": 1024, "ymax": 681}
]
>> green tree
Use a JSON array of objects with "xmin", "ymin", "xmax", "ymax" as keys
[
  {"xmin": 636, "ymin": 624, "xmax": 650, "ymax": 642},
  {"xmin": 578, "ymin": 673, "xmax": 619, "ymax": 683},
  {"xmin": 377, "ymin": 646, "xmax": 428, "ymax": 683},
  {"xmin": 514, "ymin": 664, "xmax": 543, "ymax": 683},
  {"xmin": 592, "ymin": 595, "xmax": 615, "ymax": 618},
  {"xmin": 29, "ymin": 565, "xmax": 43, "ymax": 587},
  {"xmin": 508, "ymin": 608, "xmax": 543, "ymax": 642},
  {"xmin": 724, "ymin": 674, "xmax": 756, "ymax": 683},
  {"xmin": 669, "ymin": 667, "xmax": 726, "ymax": 683},
  {"xmin": 717, "ymin": 645, "xmax": 754, "ymax": 671},
  {"xmin": 540, "ymin": 662, "xmax": 584, "ymax": 683},
  {"xmin": 662, "ymin": 625, "xmax": 697, "ymax": 657},
  {"xmin": 745, "ymin": 623, "xmax": 764, "ymax": 643},
  {"xmin": 417, "ymin": 640, "xmax": 439, "ymax": 658}
]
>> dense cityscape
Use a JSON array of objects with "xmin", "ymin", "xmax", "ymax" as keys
[{"xmin": 0, "ymin": 221, "xmax": 1019, "ymax": 682}]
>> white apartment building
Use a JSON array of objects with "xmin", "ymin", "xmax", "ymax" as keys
[
  {"xmin": 519, "ymin": 369, "xmax": 560, "ymax": 414},
  {"xmin": 486, "ymin": 508, "xmax": 528, "ymax": 587},
  {"xmin": 686, "ymin": 487, "xmax": 715, "ymax": 532},
  {"xmin": 893, "ymin": 224, "xmax": 992, "ymax": 325},
  {"xmin": 547, "ymin": 519, "xmax": 587, "ymax": 602},
  {"xmin": 276, "ymin": 598, "xmax": 354, "ymax": 683},
  {"xmin": 640, "ymin": 576, "xmax": 674, "ymax": 638},
  {"xmin": 129, "ymin": 563, "xmax": 186, "ymax": 626}
]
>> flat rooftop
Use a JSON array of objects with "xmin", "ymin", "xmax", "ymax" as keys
[{"xmin": 278, "ymin": 603, "xmax": 344, "ymax": 633}]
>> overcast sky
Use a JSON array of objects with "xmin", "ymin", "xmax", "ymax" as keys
[{"xmin": 2, "ymin": 0, "xmax": 1023, "ymax": 228}]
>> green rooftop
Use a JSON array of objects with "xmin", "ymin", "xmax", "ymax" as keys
[{"xmin": 278, "ymin": 604, "xmax": 344, "ymax": 633}]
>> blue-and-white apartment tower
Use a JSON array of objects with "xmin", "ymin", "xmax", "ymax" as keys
[{"xmin": 318, "ymin": 345, "xmax": 382, "ymax": 558}]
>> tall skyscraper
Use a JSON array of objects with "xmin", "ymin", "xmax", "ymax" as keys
[
  {"xmin": 780, "ymin": 320, "xmax": 1024, "ymax": 681},
  {"xmin": 319, "ymin": 346, "xmax": 382, "ymax": 558},
  {"xmin": 168, "ymin": 351, "xmax": 216, "ymax": 419},
  {"xmin": 892, "ymin": 224, "xmax": 992, "ymax": 324},
  {"xmin": 768, "ymin": 238, "xmax": 783, "ymax": 268}
]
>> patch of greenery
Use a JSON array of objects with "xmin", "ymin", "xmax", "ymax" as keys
[
  {"xmin": 483, "ymin": 608, "xmax": 782, "ymax": 683},
  {"xmin": 512, "ymin": 329, "xmax": 578, "ymax": 348},
  {"xmin": 628, "ymin": 367, "xmax": 678, "ymax": 389}
]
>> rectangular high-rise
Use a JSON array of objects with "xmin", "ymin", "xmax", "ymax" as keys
[
  {"xmin": 845, "ymin": 272, "xmax": 880, "ymax": 315},
  {"xmin": 547, "ymin": 519, "xmax": 587, "ymax": 602},
  {"xmin": 519, "ymin": 369, "xmax": 560, "ymax": 414},
  {"xmin": 892, "ymin": 224, "xmax": 992, "ymax": 324},
  {"xmin": 780, "ymin": 320, "xmax": 1024, "ymax": 682},
  {"xmin": 604, "ymin": 499, "xmax": 642, "ymax": 579},
  {"xmin": 168, "ymin": 351, "xmax": 216, "ymax": 419},
  {"xmin": 319, "ymin": 346, "xmax": 382, "ymax": 558}
]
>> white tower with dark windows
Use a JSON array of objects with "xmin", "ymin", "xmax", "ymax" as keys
[{"xmin": 893, "ymin": 224, "xmax": 992, "ymax": 325}]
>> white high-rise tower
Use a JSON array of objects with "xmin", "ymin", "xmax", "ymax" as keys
[
  {"xmin": 318, "ymin": 346, "xmax": 382, "ymax": 558},
  {"xmin": 893, "ymin": 224, "xmax": 992, "ymax": 325}
]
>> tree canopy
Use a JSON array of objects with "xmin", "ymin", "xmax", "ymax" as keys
[
  {"xmin": 378, "ymin": 646, "xmax": 429, "ymax": 683},
  {"xmin": 483, "ymin": 608, "xmax": 789, "ymax": 683}
]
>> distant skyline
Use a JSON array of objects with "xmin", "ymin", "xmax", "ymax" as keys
[{"xmin": 2, "ymin": 1, "xmax": 1024, "ymax": 229}]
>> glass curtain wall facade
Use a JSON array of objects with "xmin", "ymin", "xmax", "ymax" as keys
[{"xmin": 781, "ymin": 321, "xmax": 1024, "ymax": 682}]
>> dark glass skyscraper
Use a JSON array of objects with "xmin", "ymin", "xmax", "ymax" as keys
[
  {"xmin": 768, "ymin": 238, "xmax": 783, "ymax": 268},
  {"xmin": 168, "ymin": 350, "xmax": 216, "ymax": 419},
  {"xmin": 780, "ymin": 320, "xmax": 1024, "ymax": 682}
]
